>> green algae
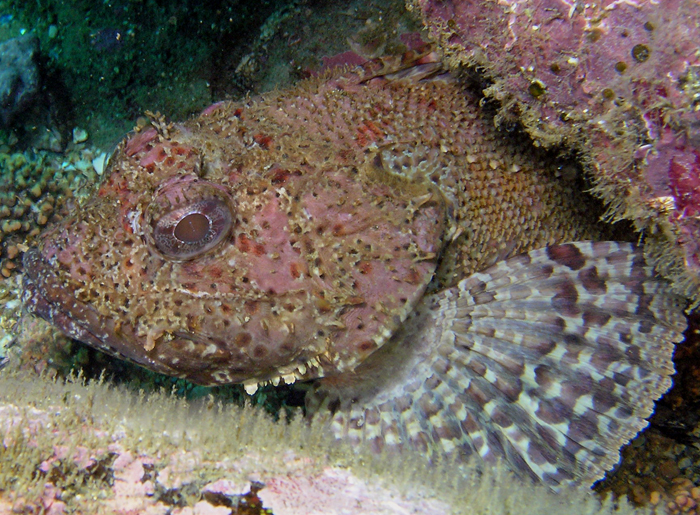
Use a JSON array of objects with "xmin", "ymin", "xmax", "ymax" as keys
[
  {"xmin": 2, "ymin": 0, "xmax": 286, "ymax": 146},
  {"xmin": 0, "ymin": 368, "xmax": 653, "ymax": 514},
  {"xmin": 14, "ymin": 315, "xmax": 304, "ymax": 421}
]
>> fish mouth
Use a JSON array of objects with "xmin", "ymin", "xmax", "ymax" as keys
[
  {"xmin": 21, "ymin": 247, "xmax": 180, "ymax": 376},
  {"xmin": 21, "ymin": 248, "xmax": 303, "ymax": 386}
]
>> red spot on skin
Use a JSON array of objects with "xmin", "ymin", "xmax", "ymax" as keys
[
  {"xmin": 234, "ymin": 332, "xmax": 252, "ymax": 347},
  {"xmin": 271, "ymin": 168, "xmax": 291, "ymax": 184},
  {"xmin": 125, "ymin": 127, "xmax": 158, "ymax": 156},
  {"xmin": 364, "ymin": 120, "xmax": 384, "ymax": 138},
  {"xmin": 357, "ymin": 340, "xmax": 376, "ymax": 352},
  {"xmin": 356, "ymin": 129, "xmax": 369, "ymax": 147},
  {"xmin": 140, "ymin": 145, "xmax": 166, "ymax": 168},
  {"xmin": 233, "ymin": 108, "xmax": 243, "ymax": 118},
  {"xmin": 237, "ymin": 234, "xmax": 251, "ymax": 253},
  {"xmin": 236, "ymin": 234, "xmax": 264, "ymax": 256},
  {"xmin": 164, "ymin": 156, "xmax": 175, "ymax": 167},
  {"xmin": 404, "ymin": 268, "xmax": 421, "ymax": 284},
  {"xmin": 290, "ymin": 262, "xmax": 302, "ymax": 279},
  {"xmin": 270, "ymin": 166, "xmax": 302, "ymax": 184},
  {"xmin": 355, "ymin": 120, "xmax": 384, "ymax": 147},
  {"xmin": 207, "ymin": 266, "xmax": 223, "ymax": 279},
  {"xmin": 358, "ymin": 261, "xmax": 372, "ymax": 274},
  {"xmin": 253, "ymin": 133, "xmax": 273, "ymax": 149},
  {"xmin": 100, "ymin": 175, "xmax": 130, "ymax": 198},
  {"xmin": 244, "ymin": 301, "xmax": 259, "ymax": 314},
  {"xmin": 332, "ymin": 223, "xmax": 345, "ymax": 236},
  {"xmin": 337, "ymin": 149, "xmax": 353, "ymax": 162}
]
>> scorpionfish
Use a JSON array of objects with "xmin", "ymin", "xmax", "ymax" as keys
[{"xmin": 22, "ymin": 51, "xmax": 687, "ymax": 489}]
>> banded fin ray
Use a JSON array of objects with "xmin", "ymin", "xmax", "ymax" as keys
[{"xmin": 307, "ymin": 241, "xmax": 687, "ymax": 489}]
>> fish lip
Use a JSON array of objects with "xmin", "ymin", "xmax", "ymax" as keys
[
  {"xmin": 21, "ymin": 248, "xmax": 176, "ymax": 374},
  {"xmin": 22, "ymin": 247, "xmax": 106, "ymax": 348},
  {"xmin": 21, "ymin": 249, "xmax": 318, "ymax": 386}
]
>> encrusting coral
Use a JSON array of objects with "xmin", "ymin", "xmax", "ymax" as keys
[
  {"xmin": 410, "ymin": 0, "xmax": 700, "ymax": 306},
  {"xmin": 0, "ymin": 146, "xmax": 99, "ymax": 280}
]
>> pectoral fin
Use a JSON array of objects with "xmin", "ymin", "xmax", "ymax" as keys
[{"xmin": 307, "ymin": 241, "xmax": 687, "ymax": 489}]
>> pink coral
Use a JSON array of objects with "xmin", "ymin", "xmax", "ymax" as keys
[{"xmin": 412, "ymin": 0, "xmax": 700, "ymax": 302}]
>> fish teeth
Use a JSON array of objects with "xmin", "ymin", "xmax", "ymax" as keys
[{"xmin": 243, "ymin": 381, "xmax": 259, "ymax": 395}]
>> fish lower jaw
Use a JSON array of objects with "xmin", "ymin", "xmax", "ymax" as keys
[{"xmin": 242, "ymin": 354, "xmax": 329, "ymax": 395}]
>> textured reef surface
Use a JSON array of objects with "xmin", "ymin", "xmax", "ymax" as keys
[{"xmin": 411, "ymin": 0, "xmax": 700, "ymax": 307}]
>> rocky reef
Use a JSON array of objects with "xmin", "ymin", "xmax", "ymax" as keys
[
  {"xmin": 0, "ymin": 147, "xmax": 99, "ymax": 279},
  {"xmin": 410, "ymin": 0, "xmax": 700, "ymax": 306},
  {"xmin": 0, "ymin": 34, "xmax": 39, "ymax": 126}
]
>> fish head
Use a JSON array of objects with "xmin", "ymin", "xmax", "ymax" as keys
[{"xmin": 22, "ymin": 124, "xmax": 447, "ymax": 386}]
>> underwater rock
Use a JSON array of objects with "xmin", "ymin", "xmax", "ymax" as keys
[
  {"xmin": 410, "ymin": 0, "xmax": 700, "ymax": 305},
  {"xmin": 0, "ymin": 34, "xmax": 40, "ymax": 127}
]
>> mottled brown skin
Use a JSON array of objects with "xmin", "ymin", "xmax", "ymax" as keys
[{"xmin": 22, "ymin": 61, "xmax": 605, "ymax": 389}]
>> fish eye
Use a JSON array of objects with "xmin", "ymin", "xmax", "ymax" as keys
[
  {"xmin": 175, "ymin": 213, "xmax": 210, "ymax": 242},
  {"xmin": 151, "ymin": 196, "xmax": 233, "ymax": 260}
]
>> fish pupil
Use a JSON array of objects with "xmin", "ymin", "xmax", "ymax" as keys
[{"xmin": 175, "ymin": 213, "xmax": 210, "ymax": 243}]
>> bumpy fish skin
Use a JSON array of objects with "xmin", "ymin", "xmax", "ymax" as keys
[
  {"xmin": 23, "ymin": 59, "xmax": 602, "ymax": 384},
  {"xmin": 21, "ymin": 56, "xmax": 686, "ymax": 488}
]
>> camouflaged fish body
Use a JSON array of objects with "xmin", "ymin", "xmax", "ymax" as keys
[{"xmin": 22, "ymin": 54, "xmax": 687, "ymax": 489}]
